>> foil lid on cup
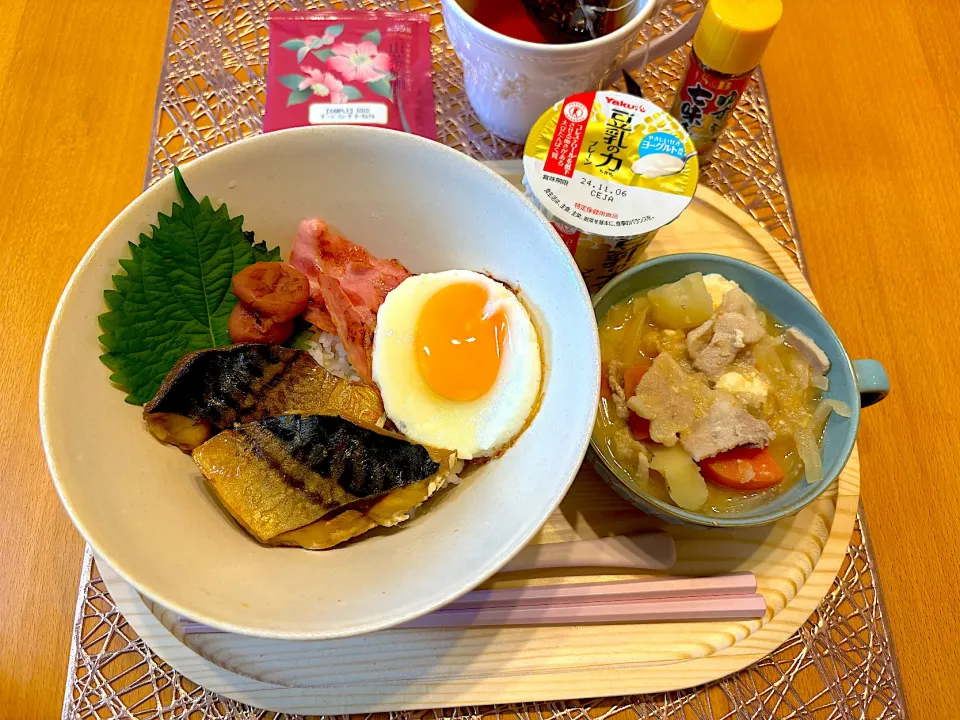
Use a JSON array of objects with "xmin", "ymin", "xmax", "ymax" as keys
[{"xmin": 522, "ymin": 91, "xmax": 698, "ymax": 289}]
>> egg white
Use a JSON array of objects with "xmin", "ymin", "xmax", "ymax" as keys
[{"xmin": 372, "ymin": 269, "xmax": 542, "ymax": 459}]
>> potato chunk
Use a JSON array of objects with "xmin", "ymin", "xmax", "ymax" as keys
[
  {"xmin": 650, "ymin": 445, "xmax": 708, "ymax": 511},
  {"xmin": 648, "ymin": 273, "xmax": 714, "ymax": 329}
]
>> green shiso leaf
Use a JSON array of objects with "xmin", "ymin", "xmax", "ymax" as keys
[{"xmin": 98, "ymin": 167, "xmax": 281, "ymax": 405}]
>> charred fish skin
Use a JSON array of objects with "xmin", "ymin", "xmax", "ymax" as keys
[
  {"xmin": 193, "ymin": 413, "xmax": 451, "ymax": 542},
  {"xmin": 145, "ymin": 343, "xmax": 302, "ymax": 428},
  {"xmin": 143, "ymin": 344, "xmax": 385, "ymax": 452},
  {"xmin": 245, "ymin": 414, "xmax": 442, "ymax": 502}
]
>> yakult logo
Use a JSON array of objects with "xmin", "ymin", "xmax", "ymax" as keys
[{"xmin": 607, "ymin": 97, "xmax": 643, "ymax": 111}]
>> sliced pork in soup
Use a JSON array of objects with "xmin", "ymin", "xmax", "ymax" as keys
[{"xmin": 595, "ymin": 272, "xmax": 847, "ymax": 515}]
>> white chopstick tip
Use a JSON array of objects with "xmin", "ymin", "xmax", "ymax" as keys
[{"xmin": 500, "ymin": 532, "xmax": 677, "ymax": 573}]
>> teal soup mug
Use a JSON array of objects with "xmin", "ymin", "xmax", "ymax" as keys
[{"xmin": 589, "ymin": 253, "xmax": 889, "ymax": 528}]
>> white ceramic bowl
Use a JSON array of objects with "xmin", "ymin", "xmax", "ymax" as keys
[{"xmin": 40, "ymin": 126, "xmax": 599, "ymax": 639}]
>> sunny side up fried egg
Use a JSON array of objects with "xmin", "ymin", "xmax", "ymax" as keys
[{"xmin": 372, "ymin": 270, "xmax": 542, "ymax": 459}]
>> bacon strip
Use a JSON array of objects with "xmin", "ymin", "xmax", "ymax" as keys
[
  {"xmin": 339, "ymin": 261, "xmax": 411, "ymax": 310},
  {"xmin": 290, "ymin": 219, "xmax": 337, "ymax": 332},
  {"xmin": 289, "ymin": 219, "xmax": 412, "ymax": 384},
  {"xmin": 315, "ymin": 275, "xmax": 377, "ymax": 384}
]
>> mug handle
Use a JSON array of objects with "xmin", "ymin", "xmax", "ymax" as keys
[
  {"xmin": 602, "ymin": 3, "xmax": 705, "ymax": 86},
  {"xmin": 852, "ymin": 359, "xmax": 890, "ymax": 408}
]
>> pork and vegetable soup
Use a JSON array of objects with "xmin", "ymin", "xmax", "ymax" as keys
[{"xmin": 594, "ymin": 272, "xmax": 850, "ymax": 515}]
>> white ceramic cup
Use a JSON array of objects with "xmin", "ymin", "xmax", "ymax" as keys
[{"xmin": 443, "ymin": 0, "xmax": 695, "ymax": 143}]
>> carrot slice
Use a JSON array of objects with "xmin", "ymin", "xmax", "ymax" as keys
[
  {"xmin": 622, "ymin": 361, "xmax": 652, "ymax": 440},
  {"xmin": 628, "ymin": 412, "xmax": 651, "ymax": 441},
  {"xmin": 699, "ymin": 447, "xmax": 785, "ymax": 491},
  {"xmin": 623, "ymin": 361, "xmax": 651, "ymax": 398}
]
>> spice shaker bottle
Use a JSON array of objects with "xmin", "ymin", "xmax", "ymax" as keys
[{"xmin": 671, "ymin": 0, "xmax": 782, "ymax": 160}]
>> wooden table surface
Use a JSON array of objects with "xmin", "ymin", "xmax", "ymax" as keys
[{"xmin": 1, "ymin": 1, "xmax": 956, "ymax": 717}]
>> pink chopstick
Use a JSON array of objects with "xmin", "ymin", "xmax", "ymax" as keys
[
  {"xmin": 177, "ymin": 573, "xmax": 764, "ymax": 633},
  {"xmin": 445, "ymin": 572, "xmax": 757, "ymax": 609},
  {"xmin": 400, "ymin": 593, "xmax": 767, "ymax": 628}
]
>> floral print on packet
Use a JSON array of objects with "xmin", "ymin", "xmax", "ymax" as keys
[{"xmin": 265, "ymin": 11, "xmax": 437, "ymax": 140}]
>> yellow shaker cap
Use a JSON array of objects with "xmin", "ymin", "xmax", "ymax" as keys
[{"xmin": 693, "ymin": 0, "xmax": 782, "ymax": 76}]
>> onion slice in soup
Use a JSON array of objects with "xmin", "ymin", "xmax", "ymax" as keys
[{"xmin": 803, "ymin": 399, "xmax": 852, "ymax": 483}]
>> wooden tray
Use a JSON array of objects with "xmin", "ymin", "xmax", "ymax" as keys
[{"xmin": 98, "ymin": 166, "xmax": 860, "ymax": 715}]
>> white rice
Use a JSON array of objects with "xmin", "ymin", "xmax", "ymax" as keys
[
  {"xmin": 303, "ymin": 330, "xmax": 361, "ymax": 382},
  {"xmin": 386, "ymin": 466, "xmax": 463, "ymax": 525},
  {"xmin": 446, "ymin": 460, "xmax": 465, "ymax": 486}
]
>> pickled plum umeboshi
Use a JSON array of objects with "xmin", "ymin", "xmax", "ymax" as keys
[
  {"xmin": 232, "ymin": 262, "xmax": 310, "ymax": 322},
  {"xmin": 228, "ymin": 302, "xmax": 295, "ymax": 344}
]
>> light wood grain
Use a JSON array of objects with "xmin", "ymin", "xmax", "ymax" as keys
[
  {"xmin": 761, "ymin": 4, "xmax": 960, "ymax": 718},
  {"xmin": 0, "ymin": 3, "xmax": 170, "ymax": 718},
  {"xmin": 90, "ymin": 186, "xmax": 860, "ymax": 714},
  {"xmin": 2, "ymin": 1, "xmax": 958, "ymax": 718}
]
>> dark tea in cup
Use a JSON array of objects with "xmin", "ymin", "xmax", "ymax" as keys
[{"xmin": 460, "ymin": 0, "xmax": 637, "ymax": 44}]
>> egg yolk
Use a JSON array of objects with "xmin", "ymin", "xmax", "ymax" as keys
[{"xmin": 415, "ymin": 282, "xmax": 508, "ymax": 402}]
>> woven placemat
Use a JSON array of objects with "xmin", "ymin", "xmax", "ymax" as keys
[{"xmin": 62, "ymin": 1, "xmax": 907, "ymax": 717}]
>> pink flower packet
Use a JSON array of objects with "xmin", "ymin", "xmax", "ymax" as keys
[{"xmin": 264, "ymin": 10, "xmax": 437, "ymax": 140}]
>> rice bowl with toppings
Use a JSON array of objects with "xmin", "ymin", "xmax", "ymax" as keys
[{"xmin": 39, "ymin": 126, "xmax": 600, "ymax": 638}]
